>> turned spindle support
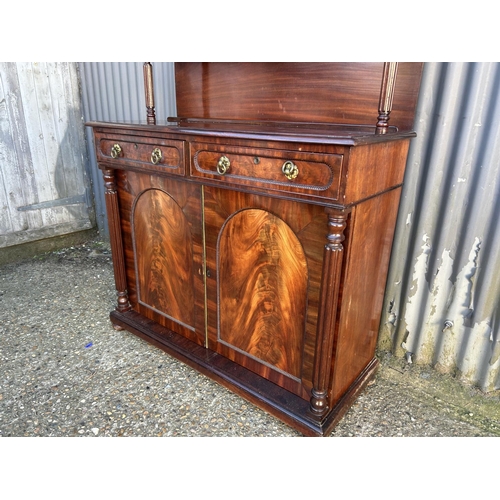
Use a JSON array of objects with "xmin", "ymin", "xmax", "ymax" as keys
[
  {"xmin": 102, "ymin": 167, "xmax": 131, "ymax": 319},
  {"xmin": 310, "ymin": 208, "xmax": 349, "ymax": 417},
  {"xmin": 144, "ymin": 62, "xmax": 156, "ymax": 125},
  {"xmin": 376, "ymin": 62, "xmax": 399, "ymax": 134}
]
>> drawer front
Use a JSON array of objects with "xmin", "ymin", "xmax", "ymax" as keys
[
  {"xmin": 191, "ymin": 143, "xmax": 343, "ymax": 200},
  {"xmin": 97, "ymin": 134, "xmax": 186, "ymax": 175}
]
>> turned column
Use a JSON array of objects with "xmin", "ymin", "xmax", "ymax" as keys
[
  {"xmin": 310, "ymin": 208, "xmax": 348, "ymax": 416},
  {"xmin": 376, "ymin": 62, "xmax": 398, "ymax": 134},
  {"xmin": 143, "ymin": 62, "xmax": 156, "ymax": 125},
  {"xmin": 102, "ymin": 167, "xmax": 131, "ymax": 317}
]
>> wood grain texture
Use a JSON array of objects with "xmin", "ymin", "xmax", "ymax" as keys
[
  {"xmin": 0, "ymin": 62, "xmax": 93, "ymax": 248},
  {"xmin": 102, "ymin": 168, "xmax": 131, "ymax": 313},
  {"xmin": 132, "ymin": 189, "xmax": 195, "ymax": 329},
  {"xmin": 175, "ymin": 62, "xmax": 423, "ymax": 130},
  {"xmin": 204, "ymin": 187, "xmax": 326, "ymax": 400},
  {"xmin": 330, "ymin": 188, "xmax": 402, "ymax": 404},
  {"xmin": 191, "ymin": 142, "xmax": 342, "ymax": 201},
  {"xmin": 97, "ymin": 133, "xmax": 185, "ymax": 176},
  {"xmin": 204, "ymin": 187, "xmax": 326, "ymax": 398},
  {"xmin": 218, "ymin": 209, "xmax": 308, "ymax": 378},
  {"xmin": 310, "ymin": 208, "xmax": 348, "ymax": 416},
  {"xmin": 343, "ymin": 139, "xmax": 411, "ymax": 204},
  {"xmin": 114, "ymin": 171, "xmax": 206, "ymax": 346}
]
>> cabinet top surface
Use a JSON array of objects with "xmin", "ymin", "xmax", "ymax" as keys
[{"xmin": 87, "ymin": 119, "xmax": 416, "ymax": 146}]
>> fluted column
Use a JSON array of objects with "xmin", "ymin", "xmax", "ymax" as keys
[
  {"xmin": 102, "ymin": 167, "xmax": 131, "ymax": 316},
  {"xmin": 143, "ymin": 62, "xmax": 156, "ymax": 125},
  {"xmin": 376, "ymin": 62, "xmax": 398, "ymax": 134},
  {"xmin": 310, "ymin": 208, "xmax": 348, "ymax": 416}
]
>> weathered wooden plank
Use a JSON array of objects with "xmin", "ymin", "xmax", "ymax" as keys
[
  {"xmin": 0, "ymin": 72, "xmax": 15, "ymax": 235},
  {"xmin": 16, "ymin": 62, "xmax": 57, "ymax": 228},
  {"xmin": 0, "ymin": 62, "xmax": 41, "ymax": 235},
  {"xmin": 0, "ymin": 62, "xmax": 93, "ymax": 248}
]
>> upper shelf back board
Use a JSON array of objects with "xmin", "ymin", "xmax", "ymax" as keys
[{"xmin": 174, "ymin": 62, "xmax": 424, "ymax": 131}]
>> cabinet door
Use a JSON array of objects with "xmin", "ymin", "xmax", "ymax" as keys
[
  {"xmin": 203, "ymin": 186, "xmax": 328, "ymax": 400},
  {"xmin": 116, "ymin": 170, "xmax": 205, "ymax": 346}
]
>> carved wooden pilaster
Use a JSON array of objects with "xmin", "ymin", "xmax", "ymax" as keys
[
  {"xmin": 102, "ymin": 167, "xmax": 131, "ymax": 316},
  {"xmin": 376, "ymin": 62, "xmax": 399, "ymax": 134},
  {"xmin": 143, "ymin": 62, "xmax": 156, "ymax": 125},
  {"xmin": 310, "ymin": 208, "xmax": 348, "ymax": 416}
]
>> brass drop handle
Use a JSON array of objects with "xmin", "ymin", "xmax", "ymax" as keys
[
  {"xmin": 217, "ymin": 155, "xmax": 230, "ymax": 175},
  {"xmin": 282, "ymin": 160, "xmax": 299, "ymax": 180},
  {"xmin": 110, "ymin": 143, "xmax": 122, "ymax": 159},
  {"xmin": 151, "ymin": 147, "xmax": 162, "ymax": 165}
]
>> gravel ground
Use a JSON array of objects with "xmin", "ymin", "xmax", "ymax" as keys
[{"xmin": 1, "ymin": 237, "xmax": 499, "ymax": 438}]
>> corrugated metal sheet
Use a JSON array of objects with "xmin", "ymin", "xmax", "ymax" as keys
[
  {"xmin": 380, "ymin": 62, "xmax": 500, "ymax": 391},
  {"xmin": 0, "ymin": 62, "xmax": 93, "ymax": 248},
  {"xmin": 78, "ymin": 62, "xmax": 177, "ymax": 236}
]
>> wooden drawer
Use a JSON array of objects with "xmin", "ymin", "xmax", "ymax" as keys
[
  {"xmin": 191, "ymin": 143, "xmax": 343, "ymax": 200},
  {"xmin": 96, "ymin": 134, "xmax": 186, "ymax": 175}
]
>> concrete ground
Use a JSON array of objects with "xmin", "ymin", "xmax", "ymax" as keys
[{"xmin": 1, "ymin": 236, "xmax": 499, "ymax": 438}]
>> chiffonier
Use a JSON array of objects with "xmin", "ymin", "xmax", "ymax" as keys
[{"xmin": 87, "ymin": 62, "xmax": 423, "ymax": 436}]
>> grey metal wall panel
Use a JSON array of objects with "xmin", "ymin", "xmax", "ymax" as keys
[
  {"xmin": 78, "ymin": 62, "xmax": 177, "ymax": 237},
  {"xmin": 0, "ymin": 62, "xmax": 94, "ymax": 248},
  {"xmin": 380, "ymin": 62, "xmax": 500, "ymax": 391}
]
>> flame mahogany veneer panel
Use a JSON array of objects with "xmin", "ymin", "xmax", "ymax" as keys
[
  {"xmin": 115, "ymin": 170, "xmax": 206, "ymax": 347},
  {"xmin": 218, "ymin": 209, "xmax": 308, "ymax": 379},
  {"xmin": 133, "ymin": 188, "xmax": 195, "ymax": 329},
  {"xmin": 204, "ymin": 187, "xmax": 326, "ymax": 399}
]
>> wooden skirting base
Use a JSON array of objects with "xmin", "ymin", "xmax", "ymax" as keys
[{"xmin": 110, "ymin": 309, "xmax": 379, "ymax": 437}]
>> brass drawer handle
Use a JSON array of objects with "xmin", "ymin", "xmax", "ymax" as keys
[
  {"xmin": 151, "ymin": 147, "xmax": 162, "ymax": 165},
  {"xmin": 282, "ymin": 160, "xmax": 299, "ymax": 180},
  {"xmin": 110, "ymin": 143, "xmax": 122, "ymax": 159},
  {"xmin": 217, "ymin": 155, "xmax": 230, "ymax": 175}
]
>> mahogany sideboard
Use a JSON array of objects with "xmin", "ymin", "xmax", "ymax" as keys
[{"xmin": 87, "ymin": 62, "xmax": 423, "ymax": 436}]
